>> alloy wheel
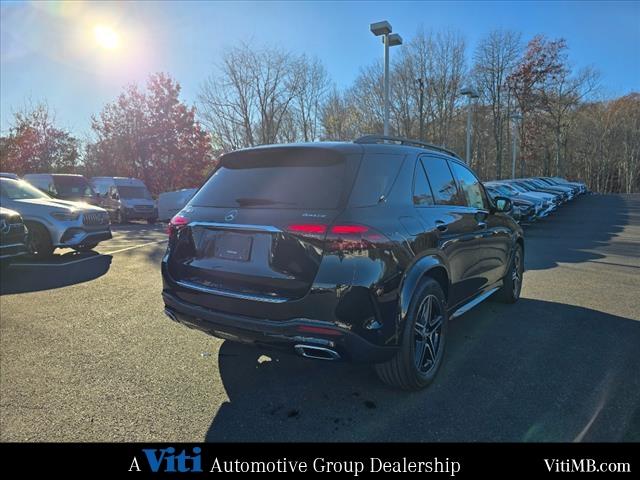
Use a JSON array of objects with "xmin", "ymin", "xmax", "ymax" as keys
[
  {"xmin": 512, "ymin": 250, "xmax": 523, "ymax": 297},
  {"xmin": 413, "ymin": 294, "xmax": 444, "ymax": 374}
]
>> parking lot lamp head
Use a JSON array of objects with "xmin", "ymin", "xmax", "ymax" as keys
[{"xmin": 370, "ymin": 21, "xmax": 392, "ymax": 36}]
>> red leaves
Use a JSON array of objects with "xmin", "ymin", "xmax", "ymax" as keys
[
  {"xmin": 0, "ymin": 103, "xmax": 78, "ymax": 175},
  {"xmin": 86, "ymin": 73, "xmax": 214, "ymax": 194}
]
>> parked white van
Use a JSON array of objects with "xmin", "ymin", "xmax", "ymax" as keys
[
  {"xmin": 23, "ymin": 173, "xmax": 99, "ymax": 205},
  {"xmin": 157, "ymin": 188, "xmax": 197, "ymax": 222},
  {"xmin": 91, "ymin": 177, "xmax": 157, "ymax": 224}
]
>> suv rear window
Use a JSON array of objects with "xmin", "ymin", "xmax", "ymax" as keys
[
  {"xmin": 348, "ymin": 154, "xmax": 404, "ymax": 207},
  {"xmin": 190, "ymin": 148, "xmax": 356, "ymax": 209}
]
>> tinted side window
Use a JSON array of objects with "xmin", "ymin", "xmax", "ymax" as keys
[
  {"xmin": 349, "ymin": 154, "xmax": 404, "ymax": 207},
  {"xmin": 413, "ymin": 160, "xmax": 434, "ymax": 206},
  {"xmin": 421, "ymin": 156, "xmax": 463, "ymax": 206},
  {"xmin": 449, "ymin": 161, "xmax": 488, "ymax": 209}
]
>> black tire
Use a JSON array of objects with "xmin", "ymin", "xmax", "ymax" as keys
[
  {"xmin": 375, "ymin": 278, "xmax": 448, "ymax": 390},
  {"xmin": 494, "ymin": 243, "xmax": 524, "ymax": 303},
  {"xmin": 25, "ymin": 222, "xmax": 54, "ymax": 258},
  {"xmin": 73, "ymin": 244, "xmax": 98, "ymax": 252}
]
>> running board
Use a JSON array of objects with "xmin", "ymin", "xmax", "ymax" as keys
[{"xmin": 450, "ymin": 287, "xmax": 500, "ymax": 320}]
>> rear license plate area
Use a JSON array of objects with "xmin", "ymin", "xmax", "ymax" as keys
[{"xmin": 213, "ymin": 232, "xmax": 252, "ymax": 262}]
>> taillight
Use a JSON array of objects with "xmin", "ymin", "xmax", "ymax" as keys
[
  {"xmin": 287, "ymin": 224, "xmax": 327, "ymax": 234},
  {"xmin": 330, "ymin": 225, "xmax": 368, "ymax": 234},
  {"xmin": 166, "ymin": 214, "xmax": 190, "ymax": 236},
  {"xmin": 286, "ymin": 223, "xmax": 389, "ymax": 252}
]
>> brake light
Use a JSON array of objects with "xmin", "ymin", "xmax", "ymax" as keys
[
  {"xmin": 287, "ymin": 223, "xmax": 389, "ymax": 252},
  {"xmin": 330, "ymin": 225, "xmax": 369, "ymax": 234},
  {"xmin": 167, "ymin": 214, "xmax": 190, "ymax": 235},
  {"xmin": 287, "ymin": 224, "xmax": 328, "ymax": 234}
]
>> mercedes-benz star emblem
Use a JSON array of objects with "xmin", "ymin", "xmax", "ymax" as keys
[{"xmin": 224, "ymin": 210, "xmax": 238, "ymax": 222}]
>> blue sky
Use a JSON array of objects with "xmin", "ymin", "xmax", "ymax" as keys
[{"xmin": 1, "ymin": 0, "xmax": 639, "ymax": 136}]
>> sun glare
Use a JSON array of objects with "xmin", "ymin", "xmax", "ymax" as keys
[{"xmin": 93, "ymin": 25, "xmax": 120, "ymax": 50}]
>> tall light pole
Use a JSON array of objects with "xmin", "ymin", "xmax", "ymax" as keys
[
  {"xmin": 460, "ymin": 87, "xmax": 479, "ymax": 164},
  {"xmin": 510, "ymin": 113, "xmax": 522, "ymax": 178},
  {"xmin": 370, "ymin": 21, "xmax": 402, "ymax": 136}
]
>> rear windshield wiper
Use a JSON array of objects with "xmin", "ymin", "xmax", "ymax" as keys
[{"xmin": 234, "ymin": 197, "xmax": 296, "ymax": 207}]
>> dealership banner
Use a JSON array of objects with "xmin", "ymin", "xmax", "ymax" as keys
[{"xmin": 0, "ymin": 443, "xmax": 634, "ymax": 476}]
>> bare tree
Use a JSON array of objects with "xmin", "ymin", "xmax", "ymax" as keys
[
  {"xmin": 198, "ymin": 43, "xmax": 306, "ymax": 151},
  {"xmin": 473, "ymin": 30, "xmax": 522, "ymax": 179},
  {"xmin": 293, "ymin": 55, "xmax": 329, "ymax": 141},
  {"xmin": 430, "ymin": 30, "xmax": 466, "ymax": 146},
  {"xmin": 321, "ymin": 86, "xmax": 358, "ymax": 140},
  {"xmin": 348, "ymin": 62, "xmax": 385, "ymax": 135},
  {"xmin": 199, "ymin": 44, "xmax": 256, "ymax": 150},
  {"xmin": 540, "ymin": 65, "xmax": 600, "ymax": 176}
]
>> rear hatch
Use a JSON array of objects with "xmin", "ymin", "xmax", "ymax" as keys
[{"xmin": 167, "ymin": 146, "xmax": 361, "ymax": 302}]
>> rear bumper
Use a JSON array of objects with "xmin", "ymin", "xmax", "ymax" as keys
[
  {"xmin": 162, "ymin": 290, "xmax": 397, "ymax": 363},
  {"xmin": 59, "ymin": 229, "xmax": 112, "ymax": 247}
]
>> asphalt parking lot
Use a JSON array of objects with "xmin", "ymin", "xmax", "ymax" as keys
[{"xmin": 1, "ymin": 194, "xmax": 639, "ymax": 442}]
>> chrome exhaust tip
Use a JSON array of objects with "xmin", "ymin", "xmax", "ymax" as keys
[
  {"xmin": 164, "ymin": 308, "xmax": 178, "ymax": 322},
  {"xmin": 294, "ymin": 344, "xmax": 341, "ymax": 361}
]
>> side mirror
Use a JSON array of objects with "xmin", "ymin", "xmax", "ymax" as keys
[{"xmin": 493, "ymin": 196, "xmax": 512, "ymax": 213}]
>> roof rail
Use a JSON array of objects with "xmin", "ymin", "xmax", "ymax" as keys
[{"xmin": 354, "ymin": 135, "xmax": 461, "ymax": 159}]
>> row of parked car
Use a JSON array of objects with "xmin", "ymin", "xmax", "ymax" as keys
[
  {"xmin": 483, "ymin": 177, "xmax": 588, "ymax": 224},
  {"xmin": 0, "ymin": 173, "xmax": 162, "ymax": 262},
  {"xmin": 0, "ymin": 169, "xmax": 586, "ymax": 266}
]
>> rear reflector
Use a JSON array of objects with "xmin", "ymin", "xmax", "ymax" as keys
[{"xmin": 296, "ymin": 325, "xmax": 344, "ymax": 337}]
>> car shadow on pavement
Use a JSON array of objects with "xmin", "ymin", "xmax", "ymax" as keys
[
  {"xmin": 205, "ymin": 299, "xmax": 640, "ymax": 442},
  {"xmin": 0, "ymin": 254, "xmax": 112, "ymax": 295},
  {"xmin": 524, "ymin": 194, "xmax": 637, "ymax": 271}
]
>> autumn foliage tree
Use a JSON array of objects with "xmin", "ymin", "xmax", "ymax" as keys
[
  {"xmin": 0, "ymin": 102, "xmax": 79, "ymax": 175},
  {"xmin": 507, "ymin": 35, "xmax": 567, "ymax": 175},
  {"xmin": 85, "ymin": 73, "xmax": 214, "ymax": 194}
]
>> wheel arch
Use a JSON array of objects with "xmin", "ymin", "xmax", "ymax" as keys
[{"xmin": 398, "ymin": 255, "xmax": 451, "ymax": 327}]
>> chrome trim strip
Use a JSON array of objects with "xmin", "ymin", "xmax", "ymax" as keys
[
  {"xmin": 176, "ymin": 279, "xmax": 288, "ymax": 303},
  {"xmin": 0, "ymin": 242, "xmax": 26, "ymax": 249},
  {"xmin": 189, "ymin": 221, "xmax": 282, "ymax": 233},
  {"xmin": 0, "ymin": 251, "xmax": 27, "ymax": 259},
  {"xmin": 451, "ymin": 287, "xmax": 500, "ymax": 320}
]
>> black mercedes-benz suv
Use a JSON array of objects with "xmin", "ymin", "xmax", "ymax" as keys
[{"xmin": 161, "ymin": 136, "xmax": 524, "ymax": 390}]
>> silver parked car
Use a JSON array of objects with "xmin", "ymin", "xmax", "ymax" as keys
[{"xmin": 0, "ymin": 177, "xmax": 112, "ymax": 258}]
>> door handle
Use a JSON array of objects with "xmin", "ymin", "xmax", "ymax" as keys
[{"xmin": 435, "ymin": 220, "xmax": 448, "ymax": 232}]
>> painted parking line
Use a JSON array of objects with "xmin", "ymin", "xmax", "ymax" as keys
[
  {"xmin": 11, "ymin": 239, "xmax": 167, "ymax": 268},
  {"xmin": 99, "ymin": 239, "xmax": 167, "ymax": 255}
]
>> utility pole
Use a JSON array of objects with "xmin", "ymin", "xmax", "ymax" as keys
[
  {"xmin": 417, "ymin": 78, "xmax": 425, "ymax": 141},
  {"xmin": 460, "ymin": 87, "xmax": 479, "ymax": 164},
  {"xmin": 511, "ymin": 113, "xmax": 522, "ymax": 179}
]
